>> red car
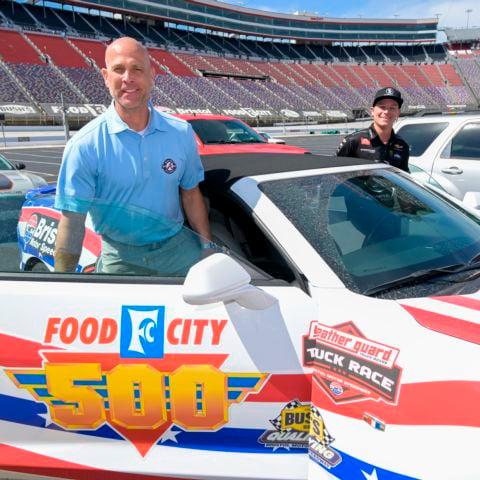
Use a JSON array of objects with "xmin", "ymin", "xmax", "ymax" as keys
[{"xmin": 174, "ymin": 114, "xmax": 310, "ymax": 155}]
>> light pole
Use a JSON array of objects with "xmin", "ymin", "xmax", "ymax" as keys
[{"xmin": 466, "ymin": 9, "xmax": 473, "ymax": 29}]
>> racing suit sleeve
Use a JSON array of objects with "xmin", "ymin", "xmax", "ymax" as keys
[{"xmin": 335, "ymin": 136, "xmax": 354, "ymax": 157}]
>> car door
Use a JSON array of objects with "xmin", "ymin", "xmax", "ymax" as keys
[
  {"xmin": 245, "ymin": 167, "xmax": 480, "ymax": 480},
  {"xmin": 0, "ymin": 196, "xmax": 320, "ymax": 480},
  {"xmin": 433, "ymin": 120, "xmax": 480, "ymax": 200}
]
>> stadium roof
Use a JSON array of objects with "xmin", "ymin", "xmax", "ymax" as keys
[
  {"xmin": 62, "ymin": 0, "xmax": 438, "ymax": 43},
  {"xmin": 443, "ymin": 28, "xmax": 480, "ymax": 42}
]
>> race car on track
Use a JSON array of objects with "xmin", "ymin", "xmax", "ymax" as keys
[
  {"xmin": 174, "ymin": 114, "xmax": 309, "ymax": 154},
  {"xmin": 0, "ymin": 151, "xmax": 47, "ymax": 195},
  {"xmin": 4, "ymin": 153, "xmax": 480, "ymax": 480}
]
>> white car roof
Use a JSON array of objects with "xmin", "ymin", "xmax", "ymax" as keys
[{"xmin": 396, "ymin": 113, "xmax": 480, "ymax": 127}]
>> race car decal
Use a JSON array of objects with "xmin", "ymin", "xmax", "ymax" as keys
[
  {"xmin": 363, "ymin": 412, "xmax": 386, "ymax": 431},
  {"xmin": 258, "ymin": 400, "xmax": 310, "ymax": 449},
  {"xmin": 6, "ymin": 351, "xmax": 266, "ymax": 456},
  {"xmin": 303, "ymin": 321, "xmax": 402, "ymax": 404},
  {"xmin": 311, "ymin": 379, "xmax": 480, "ymax": 427},
  {"xmin": 43, "ymin": 307, "xmax": 228, "ymax": 350},
  {"xmin": 308, "ymin": 406, "xmax": 342, "ymax": 469},
  {"xmin": 400, "ymin": 295, "xmax": 480, "ymax": 344},
  {"xmin": 0, "ymin": 443, "xmax": 196, "ymax": 480},
  {"xmin": 18, "ymin": 206, "xmax": 100, "ymax": 271},
  {"xmin": 313, "ymin": 447, "xmax": 419, "ymax": 480},
  {"xmin": 0, "ymin": 333, "xmax": 311, "ymax": 457}
]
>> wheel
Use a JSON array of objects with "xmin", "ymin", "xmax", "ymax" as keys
[{"xmin": 30, "ymin": 261, "xmax": 50, "ymax": 272}]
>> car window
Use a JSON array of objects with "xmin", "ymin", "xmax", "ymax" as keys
[
  {"xmin": 396, "ymin": 122, "xmax": 448, "ymax": 156},
  {"xmin": 4, "ymin": 187, "xmax": 279, "ymax": 282},
  {"xmin": 1, "ymin": 194, "xmax": 26, "ymax": 272},
  {"xmin": 0, "ymin": 153, "xmax": 15, "ymax": 171},
  {"xmin": 446, "ymin": 122, "xmax": 480, "ymax": 159},
  {"xmin": 260, "ymin": 169, "xmax": 480, "ymax": 296},
  {"xmin": 188, "ymin": 119, "xmax": 267, "ymax": 144},
  {"xmin": 11, "ymin": 190, "xmax": 220, "ymax": 277}
]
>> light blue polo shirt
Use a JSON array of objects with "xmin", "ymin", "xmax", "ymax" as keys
[{"xmin": 55, "ymin": 103, "xmax": 204, "ymax": 245}]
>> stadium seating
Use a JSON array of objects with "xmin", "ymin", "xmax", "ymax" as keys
[
  {"xmin": 8, "ymin": 63, "xmax": 83, "ymax": 103},
  {"xmin": 26, "ymin": 33, "xmax": 87, "ymax": 68},
  {"xmin": 0, "ymin": 0, "xmax": 478, "ymax": 119},
  {"xmin": 0, "ymin": 68, "xmax": 29, "ymax": 103}
]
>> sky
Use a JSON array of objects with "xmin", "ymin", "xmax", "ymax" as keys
[{"xmin": 222, "ymin": 0, "xmax": 480, "ymax": 30}]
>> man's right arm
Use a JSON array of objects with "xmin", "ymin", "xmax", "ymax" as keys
[
  {"xmin": 54, "ymin": 211, "xmax": 87, "ymax": 272},
  {"xmin": 335, "ymin": 135, "xmax": 353, "ymax": 157}
]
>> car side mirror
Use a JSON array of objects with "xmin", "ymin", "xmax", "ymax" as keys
[
  {"xmin": 15, "ymin": 162, "xmax": 26, "ymax": 170},
  {"xmin": 183, "ymin": 253, "xmax": 277, "ymax": 310}
]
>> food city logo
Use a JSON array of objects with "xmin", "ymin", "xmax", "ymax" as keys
[
  {"xmin": 303, "ymin": 321, "xmax": 402, "ymax": 404},
  {"xmin": 24, "ymin": 213, "xmax": 58, "ymax": 258},
  {"xmin": 6, "ymin": 306, "xmax": 266, "ymax": 456},
  {"xmin": 258, "ymin": 400, "xmax": 310, "ymax": 449},
  {"xmin": 43, "ymin": 305, "xmax": 229, "ymax": 355},
  {"xmin": 309, "ymin": 406, "xmax": 342, "ymax": 469}
]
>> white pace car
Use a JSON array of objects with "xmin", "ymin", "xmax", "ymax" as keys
[
  {"xmin": 0, "ymin": 152, "xmax": 47, "ymax": 195},
  {"xmin": 7, "ymin": 153, "xmax": 480, "ymax": 480}
]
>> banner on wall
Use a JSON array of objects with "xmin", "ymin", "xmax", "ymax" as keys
[
  {"xmin": 0, "ymin": 104, "xmax": 38, "ymax": 115},
  {"xmin": 41, "ymin": 104, "xmax": 108, "ymax": 116}
]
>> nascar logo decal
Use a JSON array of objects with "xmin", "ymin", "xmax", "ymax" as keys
[{"xmin": 303, "ymin": 321, "xmax": 402, "ymax": 404}]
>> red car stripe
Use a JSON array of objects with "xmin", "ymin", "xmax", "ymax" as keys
[
  {"xmin": 313, "ymin": 380, "xmax": 480, "ymax": 427},
  {"xmin": 432, "ymin": 295, "xmax": 480, "ymax": 311},
  {"xmin": 0, "ymin": 444, "xmax": 195, "ymax": 480},
  {"xmin": 401, "ymin": 304, "xmax": 480, "ymax": 344}
]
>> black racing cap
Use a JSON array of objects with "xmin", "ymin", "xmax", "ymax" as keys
[{"xmin": 373, "ymin": 87, "xmax": 403, "ymax": 107}]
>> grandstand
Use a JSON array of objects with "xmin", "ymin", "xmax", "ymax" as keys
[{"xmin": 0, "ymin": 0, "xmax": 478, "ymax": 125}]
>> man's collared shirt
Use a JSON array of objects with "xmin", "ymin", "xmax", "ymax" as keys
[
  {"xmin": 336, "ymin": 124, "xmax": 410, "ymax": 172},
  {"xmin": 55, "ymin": 103, "xmax": 204, "ymax": 245}
]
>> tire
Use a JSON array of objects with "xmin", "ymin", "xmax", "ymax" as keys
[{"xmin": 30, "ymin": 261, "xmax": 50, "ymax": 273}]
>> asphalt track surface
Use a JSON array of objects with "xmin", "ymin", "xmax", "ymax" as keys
[{"xmin": 0, "ymin": 134, "xmax": 344, "ymax": 184}]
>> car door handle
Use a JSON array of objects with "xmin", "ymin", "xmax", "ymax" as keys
[{"xmin": 441, "ymin": 166, "xmax": 463, "ymax": 175}]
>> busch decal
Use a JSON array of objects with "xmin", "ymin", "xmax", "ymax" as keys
[
  {"xmin": 258, "ymin": 400, "xmax": 310, "ymax": 449},
  {"xmin": 309, "ymin": 406, "xmax": 342, "ymax": 469}
]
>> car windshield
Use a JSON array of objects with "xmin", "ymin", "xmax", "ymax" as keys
[
  {"xmin": 260, "ymin": 169, "xmax": 480, "ymax": 296},
  {"xmin": 188, "ymin": 119, "xmax": 267, "ymax": 144},
  {"xmin": 0, "ymin": 154, "xmax": 15, "ymax": 171}
]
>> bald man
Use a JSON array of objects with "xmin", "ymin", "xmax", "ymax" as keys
[{"xmin": 54, "ymin": 37, "xmax": 212, "ymax": 275}]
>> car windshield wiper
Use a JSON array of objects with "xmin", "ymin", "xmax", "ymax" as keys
[{"xmin": 363, "ymin": 263, "xmax": 471, "ymax": 296}]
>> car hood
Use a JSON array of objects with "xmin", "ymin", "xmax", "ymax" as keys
[
  {"xmin": 0, "ymin": 170, "xmax": 46, "ymax": 194},
  {"xmin": 199, "ymin": 143, "xmax": 308, "ymax": 155},
  {"xmin": 399, "ymin": 292, "xmax": 480, "ymax": 345}
]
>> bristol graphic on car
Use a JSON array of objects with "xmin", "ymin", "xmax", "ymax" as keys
[{"xmin": 7, "ymin": 153, "xmax": 480, "ymax": 480}]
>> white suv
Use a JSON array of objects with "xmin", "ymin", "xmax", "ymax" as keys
[{"xmin": 396, "ymin": 114, "xmax": 480, "ymax": 205}]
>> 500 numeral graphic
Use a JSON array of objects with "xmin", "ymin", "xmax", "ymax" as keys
[{"xmin": 8, "ymin": 363, "xmax": 266, "ymax": 431}]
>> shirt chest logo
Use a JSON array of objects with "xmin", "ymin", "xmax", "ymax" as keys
[
  {"xmin": 361, "ymin": 138, "xmax": 371, "ymax": 146},
  {"xmin": 162, "ymin": 158, "xmax": 177, "ymax": 174}
]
